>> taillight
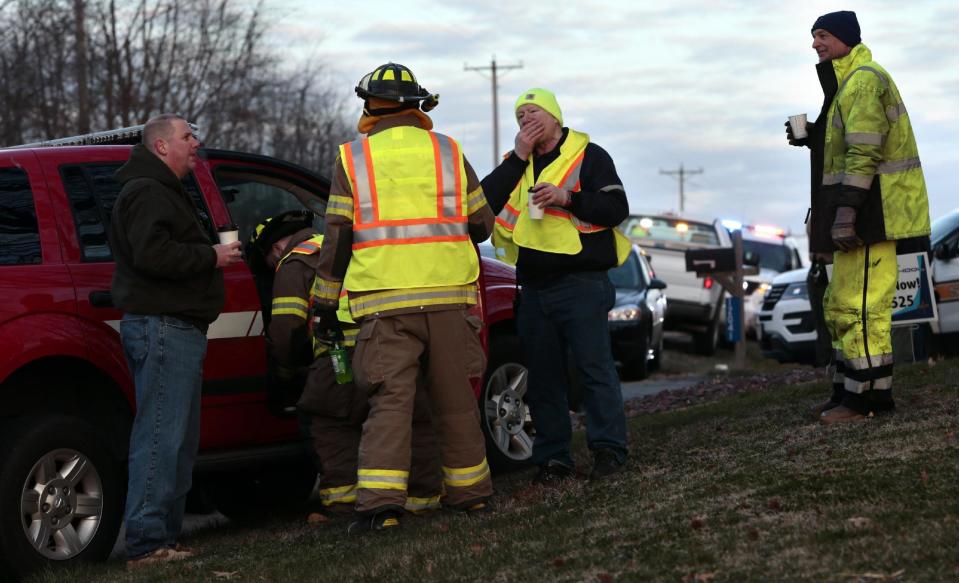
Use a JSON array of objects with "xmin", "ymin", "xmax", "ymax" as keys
[{"xmin": 703, "ymin": 276, "xmax": 713, "ymax": 290}]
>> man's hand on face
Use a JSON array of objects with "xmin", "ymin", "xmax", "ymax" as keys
[
  {"xmin": 214, "ymin": 241, "xmax": 243, "ymax": 268},
  {"xmin": 514, "ymin": 120, "xmax": 546, "ymax": 160},
  {"xmin": 529, "ymin": 182, "xmax": 571, "ymax": 209}
]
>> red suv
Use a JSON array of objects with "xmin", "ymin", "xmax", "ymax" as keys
[{"xmin": 0, "ymin": 128, "xmax": 528, "ymax": 578}]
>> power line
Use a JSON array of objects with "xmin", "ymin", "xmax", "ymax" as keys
[
  {"xmin": 660, "ymin": 163, "xmax": 703, "ymax": 214},
  {"xmin": 465, "ymin": 56, "xmax": 522, "ymax": 169}
]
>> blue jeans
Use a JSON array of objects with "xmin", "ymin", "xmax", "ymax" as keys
[
  {"xmin": 121, "ymin": 314, "xmax": 206, "ymax": 559},
  {"xmin": 517, "ymin": 272, "xmax": 628, "ymax": 467}
]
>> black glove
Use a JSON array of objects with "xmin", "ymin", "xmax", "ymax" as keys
[
  {"xmin": 831, "ymin": 206, "xmax": 864, "ymax": 251},
  {"xmin": 266, "ymin": 365, "xmax": 307, "ymax": 418},
  {"xmin": 785, "ymin": 120, "xmax": 810, "ymax": 147},
  {"xmin": 311, "ymin": 308, "xmax": 340, "ymax": 341}
]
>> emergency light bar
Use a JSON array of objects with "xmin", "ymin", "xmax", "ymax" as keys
[{"xmin": 6, "ymin": 123, "xmax": 199, "ymax": 149}]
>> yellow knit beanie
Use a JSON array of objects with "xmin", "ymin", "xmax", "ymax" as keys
[{"xmin": 514, "ymin": 88, "xmax": 562, "ymax": 126}]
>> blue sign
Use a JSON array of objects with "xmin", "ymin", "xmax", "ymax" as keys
[{"xmin": 725, "ymin": 295, "xmax": 742, "ymax": 343}]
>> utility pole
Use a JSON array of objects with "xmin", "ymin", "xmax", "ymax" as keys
[
  {"xmin": 465, "ymin": 56, "xmax": 523, "ymax": 168},
  {"xmin": 660, "ymin": 163, "xmax": 703, "ymax": 214}
]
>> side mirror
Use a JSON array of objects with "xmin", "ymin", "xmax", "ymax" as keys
[
  {"xmin": 648, "ymin": 278, "xmax": 667, "ymax": 290},
  {"xmin": 935, "ymin": 240, "xmax": 958, "ymax": 261},
  {"xmin": 743, "ymin": 250, "xmax": 760, "ymax": 267}
]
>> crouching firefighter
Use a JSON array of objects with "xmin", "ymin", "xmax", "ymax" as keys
[
  {"xmin": 312, "ymin": 62, "xmax": 496, "ymax": 534},
  {"xmin": 250, "ymin": 211, "xmax": 443, "ymax": 520}
]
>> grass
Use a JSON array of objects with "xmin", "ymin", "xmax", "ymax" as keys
[{"xmin": 29, "ymin": 357, "xmax": 959, "ymax": 582}]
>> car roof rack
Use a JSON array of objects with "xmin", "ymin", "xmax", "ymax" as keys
[{"xmin": 5, "ymin": 123, "xmax": 199, "ymax": 149}]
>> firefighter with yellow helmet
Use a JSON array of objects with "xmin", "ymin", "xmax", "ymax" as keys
[
  {"xmin": 250, "ymin": 210, "xmax": 442, "ymax": 521},
  {"xmin": 311, "ymin": 63, "xmax": 495, "ymax": 533}
]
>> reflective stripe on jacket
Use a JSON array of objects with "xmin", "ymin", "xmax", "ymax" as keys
[
  {"xmin": 338, "ymin": 127, "xmax": 480, "ymax": 318},
  {"xmin": 823, "ymin": 43, "xmax": 930, "ymax": 241},
  {"xmin": 492, "ymin": 129, "xmax": 630, "ymax": 266}
]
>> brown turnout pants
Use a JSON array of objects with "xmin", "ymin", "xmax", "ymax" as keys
[
  {"xmin": 353, "ymin": 308, "xmax": 492, "ymax": 514},
  {"xmin": 298, "ymin": 350, "xmax": 442, "ymax": 513}
]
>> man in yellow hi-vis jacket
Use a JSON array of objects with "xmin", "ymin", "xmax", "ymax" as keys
[
  {"xmin": 787, "ymin": 11, "xmax": 930, "ymax": 424},
  {"xmin": 311, "ymin": 63, "xmax": 495, "ymax": 533},
  {"xmin": 251, "ymin": 211, "xmax": 443, "ymax": 522},
  {"xmin": 482, "ymin": 88, "xmax": 631, "ymax": 482}
]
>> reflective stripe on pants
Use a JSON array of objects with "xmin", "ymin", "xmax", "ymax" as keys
[{"xmin": 824, "ymin": 241, "xmax": 896, "ymax": 394}]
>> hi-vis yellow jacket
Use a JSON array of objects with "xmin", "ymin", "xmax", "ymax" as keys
[
  {"xmin": 492, "ymin": 129, "xmax": 630, "ymax": 266},
  {"xmin": 823, "ymin": 43, "xmax": 930, "ymax": 242},
  {"xmin": 316, "ymin": 126, "xmax": 481, "ymax": 319}
]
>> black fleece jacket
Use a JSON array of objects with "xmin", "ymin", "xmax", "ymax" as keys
[
  {"xmin": 481, "ymin": 129, "xmax": 628, "ymax": 283},
  {"xmin": 109, "ymin": 145, "xmax": 224, "ymax": 332}
]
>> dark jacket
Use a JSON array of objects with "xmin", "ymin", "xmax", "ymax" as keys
[
  {"xmin": 481, "ymin": 128, "xmax": 628, "ymax": 283},
  {"xmin": 109, "ymin": 145, "xmax": 224, "ymax": 332},
  {"xmin": 807, "ymin": 60, "xmax": 839, "ymax": 254}
]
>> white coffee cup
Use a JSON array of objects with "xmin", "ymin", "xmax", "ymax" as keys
[
  {"xmin": 789, "ymin": 113, "xmax": 808, "ymax": 139},
  {"xmin": 528, "ymin": 190, "xmax": 544, "ymax": 220},
  {"xmin": 217, "ymin": 228, "xmax": 239, "ymax": 245}
]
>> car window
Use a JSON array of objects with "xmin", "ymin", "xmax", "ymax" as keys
[
  {"xmin": 61, "ymin": 163, "xmax": 211, "ymax": 262},
  {"xmin": 0, "ymin": 167, "xmax": 40, "ymax": 265},
  {"xmin": 621, "ymin": 216, "xmax": 718, "ymax": 246},
  {"xmin": 931, "ymin": 208, "xmax": 959, "ymax": 246},
  {"xmin": 743, "ymin": 239, "xmax": 793, "ymax": 272},
  {"xmin": 214, "ymin": 168, "xmax": 325, "ymax": 246},
  {"xmin": 609, "ymin": 252, "xmax": 645, "ymax": 290}
]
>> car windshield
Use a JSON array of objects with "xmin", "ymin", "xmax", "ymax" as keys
[
  {"xmin": 609, "ymin": 253, "xmax": 645, "ymax": 290},
  {"xmin": 743, "ymin": 239, "xmax": 793, "ymax": 272},
  {"xmin": 931, "ymin": 208, "xmax": 959, "ymax": 246},
  {"xmin": 621, "ymin": 216, "xmax": 718, "ymax": 246}
]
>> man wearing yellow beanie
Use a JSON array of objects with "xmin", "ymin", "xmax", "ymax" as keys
[{"xmin": 483, "ymin": 87, "xmax": 631, "ymax": 484}]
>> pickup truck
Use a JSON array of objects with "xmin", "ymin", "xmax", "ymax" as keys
[
  {"xmin": 0, "ymin": 126, "xmax": 523, "ymax": 579},
  {"xmin": 621, "ymin": 214, "xmax": 732, "ymax": 354}
]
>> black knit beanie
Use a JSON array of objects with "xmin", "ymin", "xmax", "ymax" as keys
[{"xmin": 812, "ymin": 11, "xmax": 861, "ymax": 47}]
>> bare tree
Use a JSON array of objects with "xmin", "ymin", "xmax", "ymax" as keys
[{"xmin": 0, "ymin": 0, "xmax": 353, "ymax": 173}]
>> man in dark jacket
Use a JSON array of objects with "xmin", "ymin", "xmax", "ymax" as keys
[
  {"xmin": 109, "ymin": 114, "xmax": 242, "ymax": 568},
  {"xmin": 787, "ymin": 12, "xmax": 930, "ymax": 424},
  {"xmin": 482, "ymin": 88, "xmax": 630, "ymax": 483}
]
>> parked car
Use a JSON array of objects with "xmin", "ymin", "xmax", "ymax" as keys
[
  {"xmin": 621, "ymin": 214, "xmax": 732, "ymax": 354},
  {"xmin": 608, "ymin": 245, "xmax": 668, "ymax": 379},
  {"xmin": 931, "ymin": 207, "xmax": 959, "ymax": 335},
  {"xmin": 757, "ymin": 267, "xmax": 817, "ymax": 363},
  {"xmin": 737, "ymin": 225, "xmax": 805, "ymax": 339},
  {"xmin": 0, "ymin": 127, "xmax": 520, "ymax": 579}
]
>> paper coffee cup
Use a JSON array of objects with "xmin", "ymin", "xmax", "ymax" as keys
[
  {"xmin": 217, "ymin": 224, "xmax": 239, "ymax": 245},
  {"xmin": 528, "ymin": 191, "xmax": 544, "ymax": 220},
  {"xmin": 789, "ymin": 113, "xmax": 808, "ymax": 139}
]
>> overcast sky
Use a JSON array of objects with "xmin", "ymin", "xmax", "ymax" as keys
[{"xmin": 267, "ymin": 0, "xmax": 958, "ymax": 238}]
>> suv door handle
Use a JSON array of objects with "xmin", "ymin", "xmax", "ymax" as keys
[{"xmin": 89, "ymin": 290, "xmax": 115, "ymax": 308}]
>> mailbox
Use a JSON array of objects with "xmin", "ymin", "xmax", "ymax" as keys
[{"xmin": 685, "ymin": 247, "xmax": 736, "ymax": 273}]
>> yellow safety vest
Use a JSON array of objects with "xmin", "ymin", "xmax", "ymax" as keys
[
  {"xmin": 492, "ymin": 129, "xmax": 630, "ymax": 266},
  {"xmin": 338, "ymin": 127, "xmax": 480, "ymax": 317}
]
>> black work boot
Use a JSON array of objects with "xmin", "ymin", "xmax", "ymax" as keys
[
  {"xmin": 347, "ymin": 509, "xmax": 402, "ymax": 535},
  {"xmin": 809, "ymin": 384, "xmax": 845, "ymax": 417},
  {"xmin": 589, "ymin": 449, "xmax": 627, "ymax": 481},
  {"xmin": 532, "ymin": 460, "xmax": 575, "ymax": 486}
]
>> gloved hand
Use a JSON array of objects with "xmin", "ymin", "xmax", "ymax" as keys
[
  {"xmin": 266, "ymin": 366, "xmax": 307, "ymax": 418},
  {"xmin": 785, "ymin": 120, "xmax": 810, "ymax": 147},
  {"xmin": 311, "ymin": 308, "xmax": 340, "ymax": 341},
  {"xmin": 831, "ymin": 206, "xmax": 863, "ymax": 251}
]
